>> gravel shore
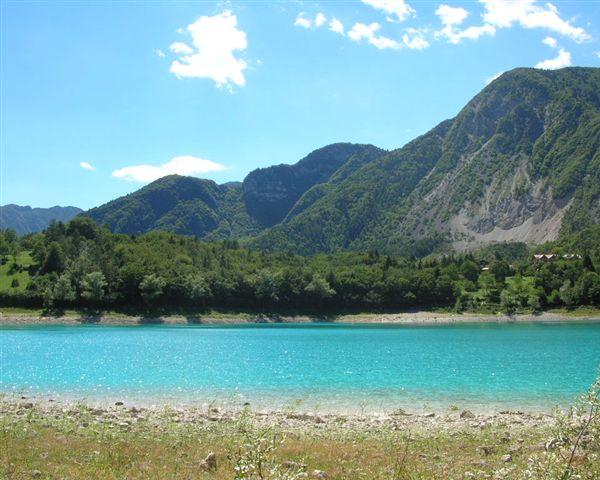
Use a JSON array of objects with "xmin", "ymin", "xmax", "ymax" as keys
[{"xmin": 2, "ymin": 310, "xmax": 600, "ymax": 326}]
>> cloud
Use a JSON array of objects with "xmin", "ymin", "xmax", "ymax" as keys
[
  {"xmin": 402, "ymin": 28, "xmax": 430, "ymax": 50},
  {"xmin": 535, "ymin": 48, "xmax": 572, "ymax": 70},
  {"xmin": 169, "ymin": 42, "xmax": 194, "ymax": 54},
  {"xmin": 597, "ymin": 51, "xmax": 600, "ymax": 59},
  {"xmin": 481, "ymin": 0, "xmax": 590, "ymax": 43},
  {"xmin": 112, "ymin": 156, "xmax": 226, "ymax": 183},
  {"xmin": 294, "ymin": 13, "xmax": 312, "ymax": 28},
  {"xmin": 435, "ymin": 5, "xmax": 495, "ymax": 44},
  {"xmin": 329, "ymin": 18, "xmax": 344, "ymax": 35},
  {"xmin": 154, "ymin": 49, "xmax": 165, "ymax": 58},
  {"xmin": 294, "ymin": 12, "xmax": 328, "ymax": 29},
  {"xmin": 436, "ymin": 5, "xmax": 469, "ymax": 26},
  {"xmin": 80, "ymin": 162, "xmax": 95, "ymax": 171},
  {"xmin": 169, "ymin": 10, "xmax": 248, "ymax": 89},
  {"xmin": 348, "ymin": 23, "xmax": 401, "ymax": 50},
  {"xmin": 543, "ymin": 36, "xmax": 558, "ymax": 48},
  {"xmin": 315, "ymin": 13, "xmax": 327, "ymax": 28},
  {"xmin": 485, "ymin": 72, "xmax": 503, "ymax": 84},
  {"xmin": 361, "ymin": 0, "xmax": 415, "ymax": 23}
]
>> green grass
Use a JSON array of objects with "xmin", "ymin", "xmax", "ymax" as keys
[{"xmin": 0, "ymin": 252, "xmax": 33, "ymax": 292}]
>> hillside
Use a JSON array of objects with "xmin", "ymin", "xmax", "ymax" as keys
[
  {"xmin": 251, "ymin": 67, "xmax": 600, "ymax": 255},
  {"xmin": 0, "ymin": 205, "xmax": 82, "ymax": 235},
  {"xmin": 85, "ymin": 143, "xmax": 383, "ymax": 238}
]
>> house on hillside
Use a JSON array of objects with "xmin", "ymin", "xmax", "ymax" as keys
[{"xmin": 532, "ymin": 253, "xmax": 581, "ymax": 262}]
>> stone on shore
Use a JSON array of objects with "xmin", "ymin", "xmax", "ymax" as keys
[{"xmin": 200, "ymin": 452, "xmax": 217, "ymax": 471}]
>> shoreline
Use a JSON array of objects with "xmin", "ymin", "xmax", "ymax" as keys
[
  {"xmin": 2, "ymin": 309, "xmax": 600, "ymax": 326},
  {"xmin": 0, "ymin": 396, "xmax": 558, "ymax": 434}
]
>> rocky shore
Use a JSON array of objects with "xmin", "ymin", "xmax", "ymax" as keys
[
  {"xmin": 0, "ymin": 396, "xmax": 557, "ymax": 436},
  {"xmin": 2, "ymin": 309, "xmax": 600, "ymax": 326}
]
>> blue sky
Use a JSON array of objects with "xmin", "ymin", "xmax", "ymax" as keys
[{"xmin": 2, "ymin": 0, "xmax": 599, "ymax": 209}]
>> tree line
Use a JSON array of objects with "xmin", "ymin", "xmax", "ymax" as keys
[{"xmin": 1, "ymin": 217, "xmax": 599, "ymax": 314}]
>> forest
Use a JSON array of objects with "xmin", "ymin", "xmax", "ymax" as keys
[{"xmin": 1, "ymin": 216, "xmax": 600, "ymax": 314}]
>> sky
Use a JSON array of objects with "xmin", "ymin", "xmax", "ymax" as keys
[{"xmin": 1, "ymin": 0, "xmax": 600, "ymax": 210}]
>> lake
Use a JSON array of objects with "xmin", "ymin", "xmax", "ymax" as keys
[{"xmin": 2, "ymin": 322, "xmax": 600, "ymax": 413}]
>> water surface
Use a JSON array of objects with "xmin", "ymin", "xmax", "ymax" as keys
[{"xmin": 2, "ymin": 322, "xmax": 599, "ymax": 413}]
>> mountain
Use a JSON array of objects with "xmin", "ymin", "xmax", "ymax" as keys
[
  {"xmin": 83, "ymin": 67, "xmax": 599, "ymax": 256},
  {"xmin": 242, "ymin": 143, "xmax": 385, "ymax": 227},
  {"xmin": 0, "ymin": 204, "xmax": 83, "ymax": 235},
  {"xmin": 85, "ymin": 143, "xmax": 383, "ymax": 238},
  {"xmin": 250, "ymin": 67, "xmax": 600, "ymax": 255}
]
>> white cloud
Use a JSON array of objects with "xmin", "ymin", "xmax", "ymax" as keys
[
  {"xmin": 315, "ymin": 12, "xmax": 327, "ymax": 28},
  {"xmin": 80, "ymin": 162, "xmax": 95, "ymax": 171},
  {"xmin": 596, "ymin": 51, "xmax": 600, "ymax": 59},
  {"xmin": 169, "ymin": 10, "xmax": 248, "ymax": 89},
  {"xmin": 435, "ymin": 5, "xmax": 495, "ymax": 44},
  {"xmin": 294, "ymin": 12, "xmax": 327, "ymax": 29},
  {"xmin": 348, "ymin": 22, "xmax": 401, "ymax": 50},
  {"xmin": 481, "ymin": 0, "xmax": 590, "ymax": 43},
  {"xmin": 112, "ymin": 156, "xmax": 226, "ymax": 183},
  {"xmin": 329, "ymin": 18, "xmax": 344, "ymax": 35},
  {"xmin": 294, "ymin": 13, "xmax": 312, "ymax": 28},
  {"xmin": 436, "ymin": 5, "xmax": 469, "ymax": 27},
  {"xmin": 154, "ymin": 49, "xmax": 165, "ymax": 58},
  {"xmin": 169, "ymin": 42, "xmax": 194, "ymax": 54},
  {"xmin": 436, "ymin": 23, "xmax": 495, "ymax": 44},
  {"xmin": 543, "ymin": 36, "xmax": 558, "ymax": 48},
  {"xmin": 402, "ymin": 28, "xmax": 430, "ymax": 50},
  {"xmin": 361, "ymin": 0, "xmax": 415, "ymax": 23},
  {"xmin": 535, "ymin": 47, "xmax": 572, "ymax": 70},
  {"xmin": 435, "ymin": 4, "xmax": 495, "ymax": 44},
  {"xmin": 485, "ymin": 71, "xmax": 502, "ymax": 84}
]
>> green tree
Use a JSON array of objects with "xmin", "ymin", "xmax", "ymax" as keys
[
  {"xmin": 139, "ymin": 274, "xmax": 166, "ymax": 306},
  {"xmin": 304, "ymin": 274, "xmax": 335, "ymax": 302},
  {"xmin": 40, "ymin": 242, "xmax": 66, "ymax": 274},
  {"xmin": 527, "ymin": 294, "xmax": 541, "ymax": 313},
  {"xmin": 490, "ymin": 260, "xmax": 511, "ymax": 283},
  {"xmin": 460, "ymin": 260, "xmax": 480, "ymax": 282},
  {"xmin": 185, "ymin": 274, "xmax": 211, "ymax": 304},
  {"xmin": 253, "ymin": 270, "xmax": 281, "ymax": 304},
  {"xmin": 559, "ymin": 280, "xmax": 578, "ymax": 309},
  {"xmin": 45, "ymin": 273, "xmax": 76, "ymax": 307},
  {"xmin": 81, "ymin": 271, "xmax": 107, "ymax": 303},
  {"xmin": 500, "ymin": 289, "xmax": 518, "ymax": 315}
]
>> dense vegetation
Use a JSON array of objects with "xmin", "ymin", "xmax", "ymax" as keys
[
  {"xmin": 1, "ymin": 217, "xmax": 599, "ymax": 314},
  {"xmin": 0, "ymin": 204, "xmax": 82, "ymax": 235}
]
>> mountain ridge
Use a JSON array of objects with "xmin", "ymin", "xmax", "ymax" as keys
[{"xmin": 0, "ymin": 204, "xmax": 83, "ymax": 235}]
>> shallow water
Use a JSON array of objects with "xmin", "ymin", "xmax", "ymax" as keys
[{"xmin": 1, "ymin": 322, "xmax": 600, "ymax": 413}]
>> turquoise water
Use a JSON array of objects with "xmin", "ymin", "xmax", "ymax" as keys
[{"xmin": 1, "ymin": 322, "xmax": 600, "ymax": 413}]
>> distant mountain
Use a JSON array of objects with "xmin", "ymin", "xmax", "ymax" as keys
[
  {"xmin": 251, "ymin": 67, "xmax": 600, "ymax": 255},
  {"xmin": 85, "ymin": 143, "xmax": 383, "ymax": 238},
  {"xmin": 0, "ymin": 204, "xmax": 82, "ymax": 235}
]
